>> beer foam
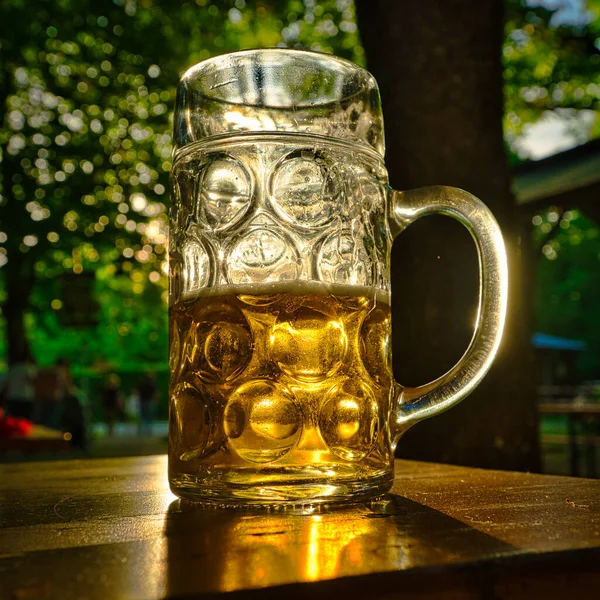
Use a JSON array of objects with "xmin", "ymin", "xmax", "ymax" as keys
[{"xmin": 186, "ymin": 281, "xmax": 391, "ymax": 305}]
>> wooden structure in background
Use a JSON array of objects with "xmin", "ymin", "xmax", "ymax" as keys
[
  {"xmin": 513, "ymin": 138, "xmax": 600, "ymax": 223},
  {"xmin": 532, "ymin": 333, "xmax": 586, "ymax": 388}
]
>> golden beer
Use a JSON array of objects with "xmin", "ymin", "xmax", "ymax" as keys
[{"xmin": 169, "ymin": 282, "xmax": 395, "ymax": 504}]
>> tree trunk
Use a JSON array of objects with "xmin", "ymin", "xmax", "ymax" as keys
[
  {"xmin": 3, "ymin": 256, "xmax": 34, "ymax": 365},
  {"xmin": 0, "ymin": 60, "xmax": 31, "ymax": 367},
  {"xmin": 355, "ymin": 0, "xmax": 540, "ymax": 471}
]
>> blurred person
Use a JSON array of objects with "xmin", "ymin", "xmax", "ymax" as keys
[
  {"xmin": 34, "ymin": 365, "xmax": 59, "ymax": 426},
  {"xmin": 101, "ymin": 374, "xmax": 122, "ymax": 436},
  {"xmin": 60, "ymin": 388, "xmax": 89, "ymax": 451},
  {"xmin": 55, "ymin": 357, "xmax": 73, "ymax": 395},
  {"xmin": 34, "ymin": 357, "xmax": 73, "ymax": 428},
  {"xmin": 125, "ymin": 387, "xmax": 140, "ymax": 423},
  {"xmin": 52, "ymin": 359, "xmax": 88, "ymax": 450},
  {"xmin": 1, "ymin": 352, "xmax": 37, "ymax": 420},
  {"xmin": 137, "ymin": 372, "xmax": 158, "ymax": 436}
]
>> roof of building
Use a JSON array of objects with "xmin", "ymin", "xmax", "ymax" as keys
[
  {"xmin": 532, "ymin": 333, "xmax": 587, "ymax": 351},
  {"xmin": 512, "ymin": 137, "xmax": 600, "ymax": 204},
  {"xmin": 512, "ymin": 138, "xmax": 600, "ymax": 223}
]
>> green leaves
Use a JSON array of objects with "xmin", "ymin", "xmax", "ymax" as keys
[
  {"xmin": 504, "ymin": 0, "xmax": 600, "ymax": 158},
  {"xmin": 533, "ymin": 208, "xmax": 600, "ymax": 376},
  {"xmin": 0, "ymin": 0, "xmax": 362, "ymax": 369}
]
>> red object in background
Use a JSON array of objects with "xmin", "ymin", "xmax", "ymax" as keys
[{"xmin": 0, "ymin": 410, "xmax": 34, "ymax": 438}]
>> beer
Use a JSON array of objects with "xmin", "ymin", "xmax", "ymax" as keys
[{"xmin": 169, "ymin": 282, "xmax": 395, "ymax": 504}]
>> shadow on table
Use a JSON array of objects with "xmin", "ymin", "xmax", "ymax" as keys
[{"xmin": 163, "ymin": 494, "xmax": 516, "ymax": 598}]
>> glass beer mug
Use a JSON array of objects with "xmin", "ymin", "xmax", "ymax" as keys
[{"xmin": 169, "ymin": 49, "xmax": 507, "ymax": 506}]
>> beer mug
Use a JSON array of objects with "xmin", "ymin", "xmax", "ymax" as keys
[{"xmin": 169, "ymin": 49, "xmax": 507, "ymax": 506}]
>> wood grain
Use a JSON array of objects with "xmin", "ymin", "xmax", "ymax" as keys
[{"xmin": 1, "ymin": 456, "xmax": 599, "ymax": 599}]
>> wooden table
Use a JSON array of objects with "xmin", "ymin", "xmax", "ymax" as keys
[
  {"xmin": 538, "ymin": 402, "xmax": 600, "ymax": 477},
  {"xmin": 1, "ymin": 456, "xmax": 599, "ymax": 599}
]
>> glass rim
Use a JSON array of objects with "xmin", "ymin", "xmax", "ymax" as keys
[
  {"xmin": 174, "ymin": 47, "xmax": 385, "ymax": 156},
  {"xmin": 180, "ymin": 47, "xmax": 374, "ymax": 107}
]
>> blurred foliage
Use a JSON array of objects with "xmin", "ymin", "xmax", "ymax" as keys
[
  {"xmin": 532, "ymin": 208, "xmax": 600, "ymax": 376},
  {"xmin": 1, "ymin": 0, "xmax": 599, "ymax": 383},
  {"xmin": 504, "ymin": 0, "xmax": 600, "ymax": 161},
  {"xmin": 0, "ymin": 0, "xmax": 361, "ymax": 370},
  {"xmin": 504, "ymin": 0, "xmax": 600, "ymax": 376}
]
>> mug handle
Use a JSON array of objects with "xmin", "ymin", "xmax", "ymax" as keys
[{"xmin": 389, "ymin": 186, "xmax": 508, "ymax": 437}]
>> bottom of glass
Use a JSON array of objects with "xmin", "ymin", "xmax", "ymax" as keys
[{"xmin": 169, "ymin": 466, "xmax": 393, "ymax": 509}]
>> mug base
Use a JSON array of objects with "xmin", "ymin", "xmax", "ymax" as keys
[{"xmin": 169, "ymin": 470, "xmax": 394, "ymax": 509}]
